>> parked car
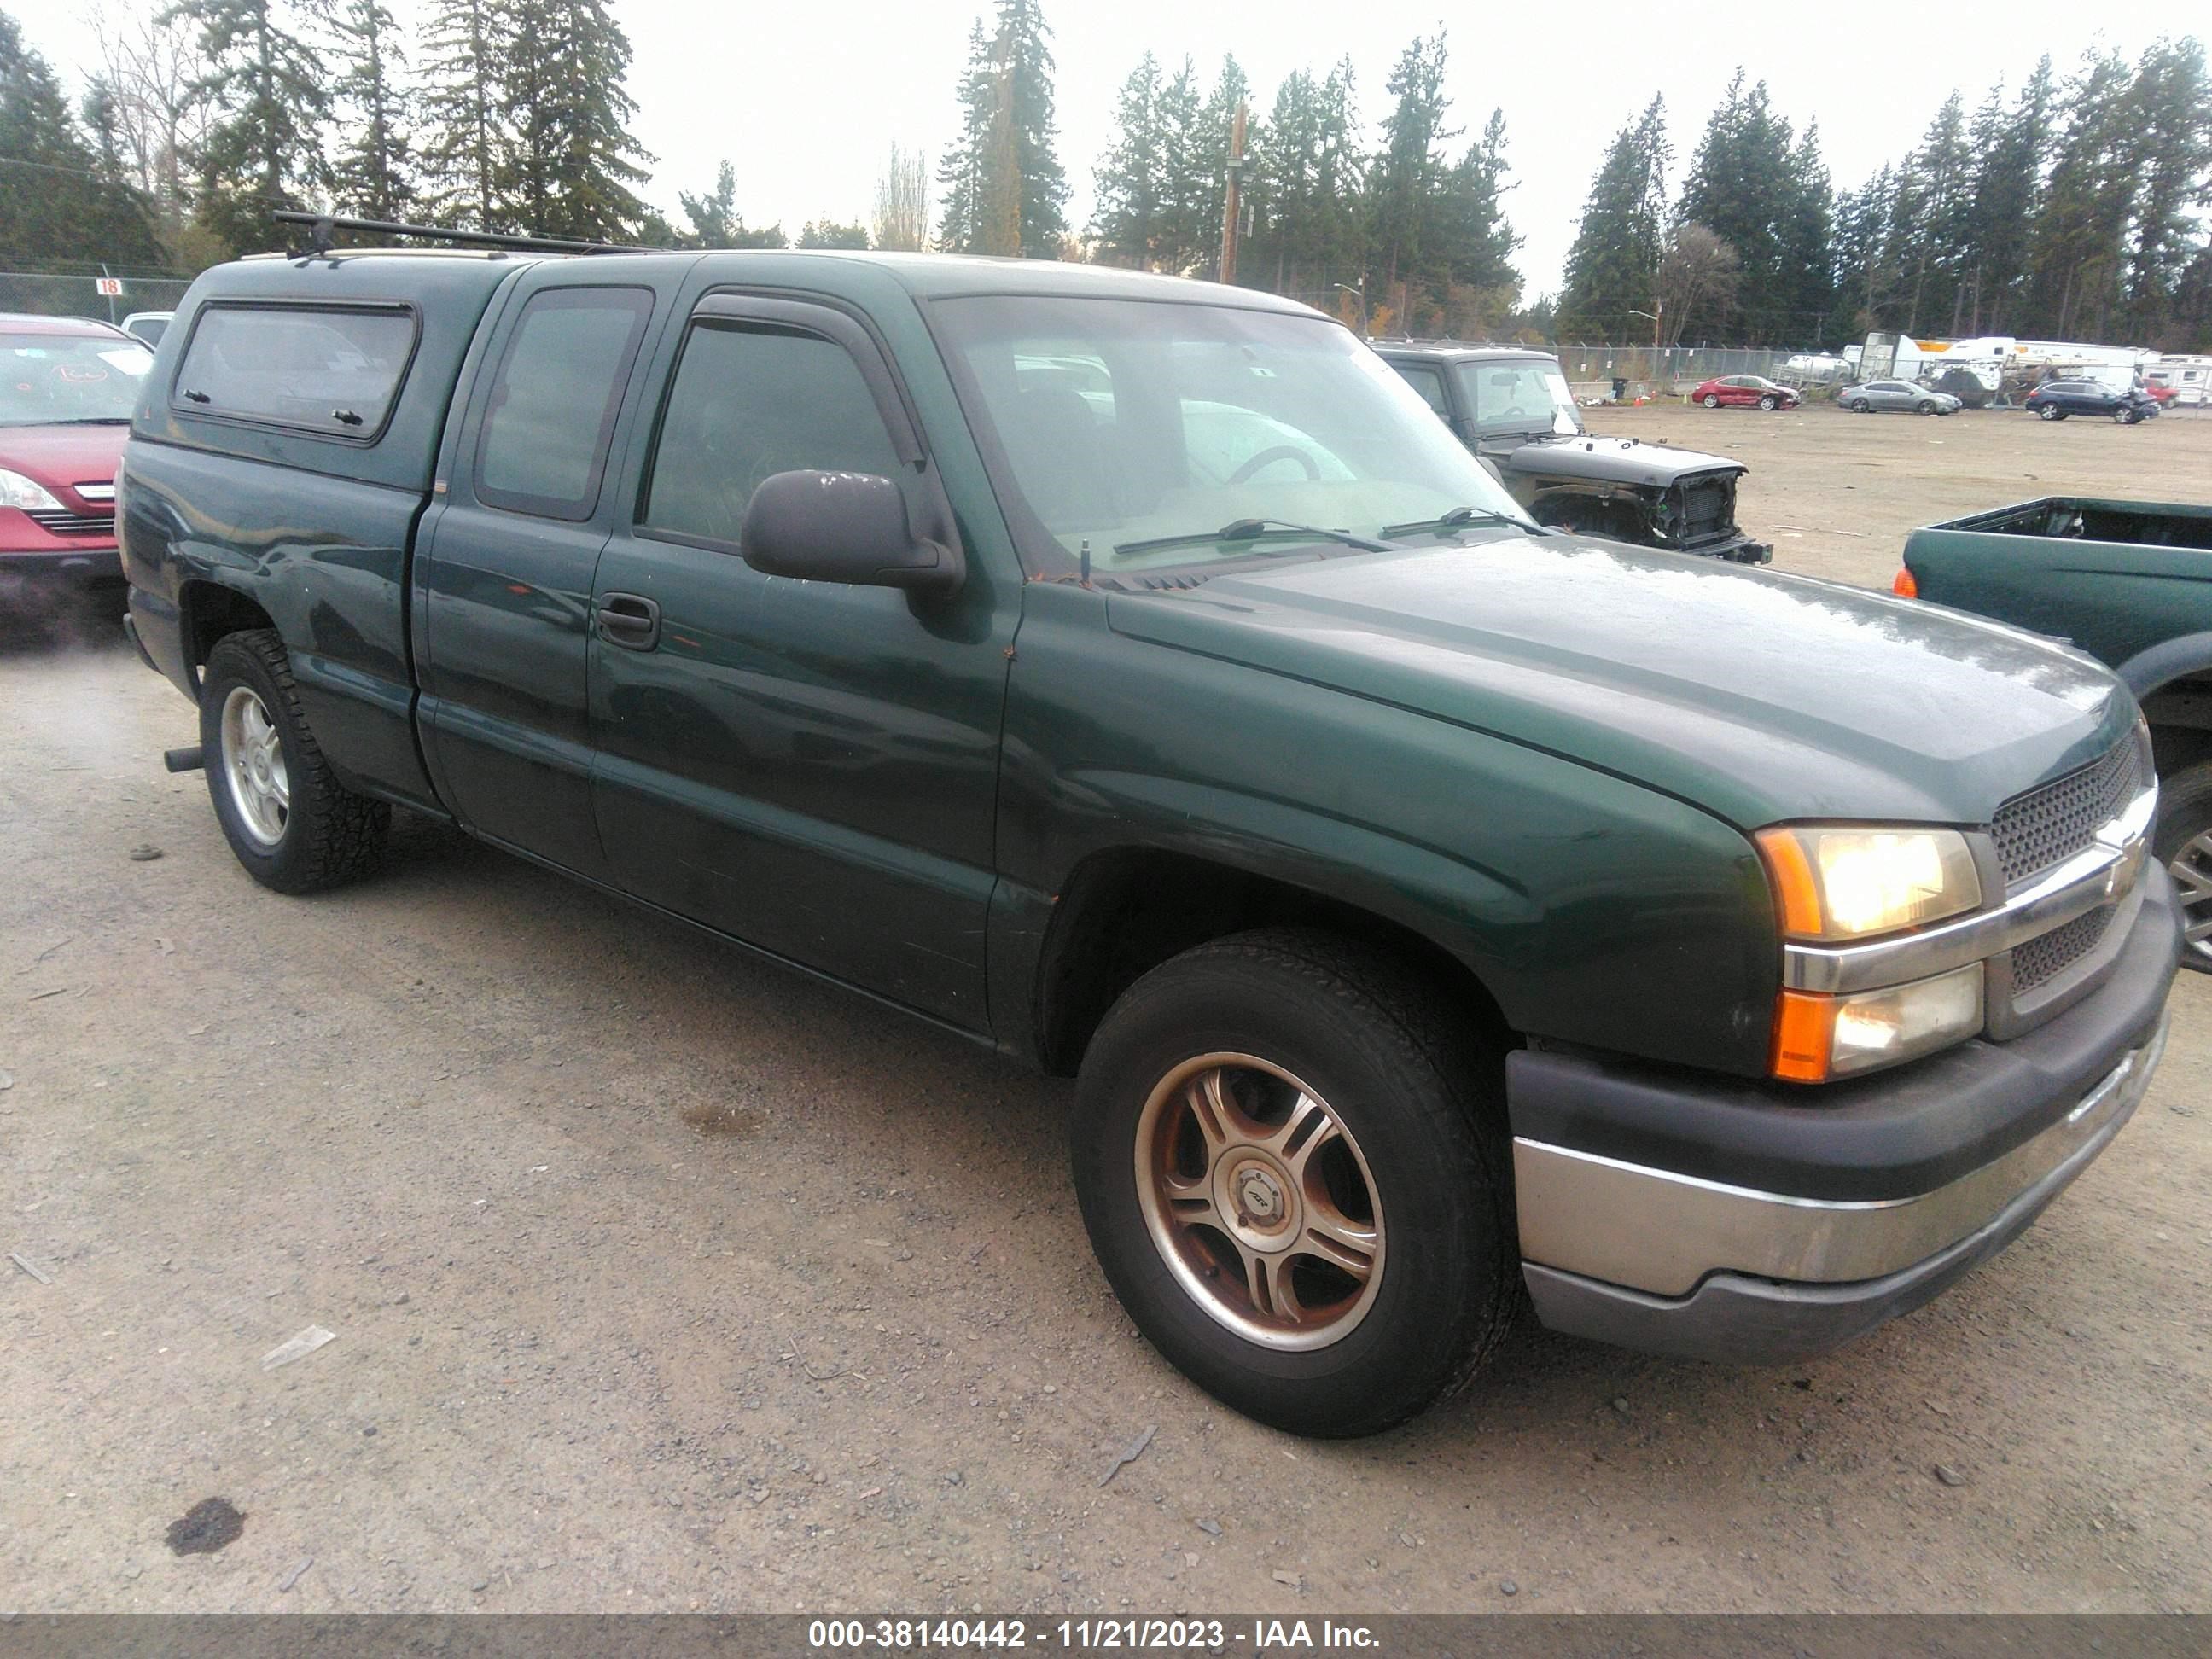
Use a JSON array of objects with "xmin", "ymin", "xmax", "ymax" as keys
[
  {"xmin": 1895, "ymin": 497, "xmax": 2212, "ymax": 971},
  {"xmin": 1691, "ymin": 374, "xmax": 1800, "ymax": 410},
  {"xmin": 1839, "ymin": 379, "xmax": 1962, "ymax": 416},
  {"xmin": 1, "ymin": 311, "xmax": 152, "ymax": 598},
  {"xmin": 123, "ymin": 242, "xmax": 2180, "ymax": 1437},
  {"xmin": 1377, "ymin": 343, "xmax": 1770, "ymax": 562},
  {"xmin": 2023, "ymin": 379, "xmax": 2160, "ymax": 423},
  {"xmin": 121, "ymin": 311, "xmax": 173, "ymax": 347}
]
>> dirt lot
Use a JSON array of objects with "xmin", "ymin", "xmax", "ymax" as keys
[{"xmin": 3, "ymin": 405, "xmax": 2209, "ymax": 1616}]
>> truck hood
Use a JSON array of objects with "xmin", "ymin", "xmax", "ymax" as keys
[
  {"xmin": 1496, "ymin": 434, "xmax": 1743, "ymax": 486},
  {"xmin": 1107, "ymin": 538, "xmax": 2133, "ymax": 830}
]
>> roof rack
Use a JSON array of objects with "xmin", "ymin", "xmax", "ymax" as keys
[{"xmin": 274, "ymin": 209, "xmax": 646, "ymax": 257}]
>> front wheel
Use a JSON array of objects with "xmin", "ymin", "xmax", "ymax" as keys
[
  {"xmin": 201, "ymin": 630, "xmax": 390, "ymax": 893},
  {"xmin": 1702, "ymin": 393, "xmax": 1720, "ymax": 408},
  {"xmin": 2114, "ymin": 408, "xmax": 2136, "ymax": 425},
  {"xmin": 1918, "ymin": 401, "xmax": 1939, "ymax": 416},
  {"xmin": 1072, "ymin": 929, "xmax": 1517, "ymax": 1437},
  {"xmin": 2153, "ymin": 761, "xmax": 2212, "ymax": 973},
  {"xmin": 1759, "ymin": 394, "xmax": 1778, "ymax": 410}
]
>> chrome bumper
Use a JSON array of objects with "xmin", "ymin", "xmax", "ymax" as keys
[{"xmin": 1514, "ymin": 1011, "xmax": 2168, "ymax": 1301}]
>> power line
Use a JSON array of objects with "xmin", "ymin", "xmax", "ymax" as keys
[{"xmin": 0, "ymin": 154, "xmax": 117, "ymax": 182}]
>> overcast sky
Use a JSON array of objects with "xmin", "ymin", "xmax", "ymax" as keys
[{"xmin": 31, "ymin": 1, "xmax": 2194, "ymax": 292}]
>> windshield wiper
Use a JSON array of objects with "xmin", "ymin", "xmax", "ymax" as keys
[
  {"xmin": 1379, "ymin": 505, "xmax": 1543, "ymax": 538},
  {"xmin": 1114, "ymin": 517, "xmax": 1392, "ymax": 557}
]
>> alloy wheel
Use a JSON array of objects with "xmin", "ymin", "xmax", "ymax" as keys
[
  {"xmin": 1133, "ymin": 1053, "xmax": 1384, "ymax": 1351},
  {"xmin": 2172, "ymin": 831, "xmax": 2212, "ymax": 967},
  {"xmin": 220, "ymin": 684, "xmax": 290, "ymax": 848}
]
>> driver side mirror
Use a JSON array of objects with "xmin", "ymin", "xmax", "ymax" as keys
[{"xmin": 741, "ymin": 469, "xmax": 963, "ymax": 595}]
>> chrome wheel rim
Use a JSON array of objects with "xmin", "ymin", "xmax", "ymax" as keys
[
  {"xmin": 220, "ymin": 685, "xmax": 289, "ymax": 849},
  {"xmin": 1133, "ymin": 1053, "xmax": 1384, "ymax": 1352},
  {"xmin": 2172, "ymin": 831, "xmax": 2212, "ymax": 965}
]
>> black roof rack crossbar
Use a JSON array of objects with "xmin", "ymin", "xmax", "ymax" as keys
[{"xmin": 274, "ymin": 209, "xmax": 644, "ymax": 256}]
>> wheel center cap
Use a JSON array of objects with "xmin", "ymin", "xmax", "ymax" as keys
[{"xmin": 1233, "ymin": 1164, "xmax": 1285, "ymax": 1226}]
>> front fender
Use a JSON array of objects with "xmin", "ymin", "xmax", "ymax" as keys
[{"xmin": 991, "ymin": 582, "xmax": 1780, "ymax": 1078}]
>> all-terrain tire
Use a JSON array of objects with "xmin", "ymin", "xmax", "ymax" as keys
[
  {"xmin": 200, "ymin": 629, "xmax": 390, "ymax": 894},
  {"xmin": 2152, "ymin": 760, "xmax": 2212, "ymax": 975},
  {"xmin": 1071, "ymin": 928, "xmax": 1518, "ymax": 1437}
]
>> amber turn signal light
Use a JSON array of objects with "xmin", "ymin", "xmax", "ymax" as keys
[
  {"xmin": 1770, "ymin": 991, "xmax": 1836, "ymax": 1082},
  {"xmin": 1891, "ymin": 566, "xmax": 1918, "ymax": 598}
]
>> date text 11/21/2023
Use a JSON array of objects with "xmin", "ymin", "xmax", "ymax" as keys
[{"xmin": 806, "ymin": 1619, "xmax": 1382, "ymax": 1650}]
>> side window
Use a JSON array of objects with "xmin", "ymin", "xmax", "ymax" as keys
[
  {"xmin": 174, "ymin": 305, "xmax": 416, "ymax": 437},
  {"xmin": 642, "ymin": 323, "xmax": 902, "ymax": 547},
  {"xmin": 474, "ymin": 287, "xmax": 653, "ymax": 521},
  {"xmin": 1393, "ymin": 363, "xmax": 1452, "ymax": 419}
]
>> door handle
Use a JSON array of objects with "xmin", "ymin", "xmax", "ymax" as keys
[{"xmin": 597, "ymin": 592, "xmax": 661, "ymax": 650}]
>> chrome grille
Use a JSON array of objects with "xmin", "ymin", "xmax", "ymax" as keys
[
  {"xmin": 2011, "ymin": 904, "xmax": 2114, "ymax": 992},
  {"xmin": 1990, "ymin": 741, "xmax": 2140, "ymax": 887},
  {"xmin": 22, "ymin": 508, "xmax": 114, "ymax": 537}
]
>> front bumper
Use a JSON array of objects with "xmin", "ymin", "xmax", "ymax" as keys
[
  {"xmin": 1508, "ymin": 864, "xmax": 2181, "ymax": 1364},
  {"xmin": 1680, "ymin": 530, "xmax": 1772, "ymax": 565},
  {"xmin": 0, "ymin": 545, "xmax": 124, "ymax": 586}
]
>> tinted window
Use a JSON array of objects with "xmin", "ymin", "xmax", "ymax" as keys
[
  {"xmin": 643, "ymin": 323, "xmax": 901, "ymax": 546},
  {"xmin": 2, "ymin": 331, "xmax": 153, "ymax": 425},
  {"xmin": 1392, "ymin": 363, "xmax": 1452, "ymax": 418},
  {"xmin": 175, "ymin": 306, "xmax": 415, "ymax": 435},
  {"xmin": 475, "ymin": 288, "xmax": 653, "ymax": 520}
]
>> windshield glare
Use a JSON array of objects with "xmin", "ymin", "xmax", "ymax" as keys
[
  {"xmin": 1456, "ymin": 360, "xmax": 1580, "ymax": 437},
  {"xmin": 936, "ymin": 296, "xmax": 1535, "ymax": 574},
  {"xmin": 1, "ymin": 334, "xmax": 151, "ymax": 425}
]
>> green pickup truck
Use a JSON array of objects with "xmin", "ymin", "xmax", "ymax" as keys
[
  {"xmin": 119, "ymin": 238, "xmax": 2180, "ymax": 1436},
  {"xmin": 1897, "ymin": 498, "xmax": 2212, "ymax": 973}
]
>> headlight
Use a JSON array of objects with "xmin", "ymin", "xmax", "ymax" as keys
[
  {"xmin": 0, "ymin": 468, "xmax": 63, "ymax": 511},
  {"xmin": 1755, "ymin": 825, "xmax": 1981, "ymax": 941},
  {"xmin": 1773, "ymin": 963, "xmax": 1985, "ymax": 1081}
]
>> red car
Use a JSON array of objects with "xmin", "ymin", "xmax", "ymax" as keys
[
  {"xmin": 1, "ymin": 312, "xmax": 151, "ymax": 598},
  {"xmin": 1691, "ymin": 374, "xmax": 1800, "ymax": 410}
]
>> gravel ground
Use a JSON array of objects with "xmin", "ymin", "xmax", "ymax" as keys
[{"xmin": 2, "ymin": 405, "xmax": 2209, "ymax": 1615}]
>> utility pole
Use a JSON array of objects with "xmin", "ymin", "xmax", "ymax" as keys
[{"xmin": 1219, "ymin": 102, "xmax": 1247, "ymax": 285}]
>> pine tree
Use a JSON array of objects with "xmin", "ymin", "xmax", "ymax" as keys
[
  {"xmin": 1825, "ymin": 167, "xmax": 1897, "ymax": 341},
  {"xmin": 169, "ymin": 0, "xmax": 331, "ymax": 253},
  {"xmin": 1889, "ymin": 92, "xmax": 1973, "ymax": 334},
  {"xmin": 1675, "ymin": 70, "xmax": 1799, "ymax": 342},
  {"xmin": 2023, "ymin": 49, "xmax": 2137, "ymax": 338},
  {"xmin": 1093, "ymin": 52, "xmax": 1166, "ymax": 266},
  {"xmin": 991, "ymin": 0, "xmax": 1065, "ymax": 256},
  {"xmin": 0, "ymin": 12, "xmax": 162, "ymax": 270},
  {"xmin": 1150, "ymin": 57, "xmax": 1206, "ymax": 272},
  {"xmin": 1778, "ymin": 123, "xmax": 1834, "ymax": 342},
  {"xmin": 493, "ymin": 0, "xmax": 653, "ymax": 242},
  {"xmin": 329, "ymin": 0, "xmax": 416, "ymax": 222},
  {"xmin": 1956, "ymin": 62, "xmax": 2051, "ymax": 335},
  {"xmin": 798, "ymin": 219, "xmax": 870, "ymax": 249},
  {"xmin": 417, "ymin": 0, "xmax": 502, "ymax": 230},
  {"xmin": 2121, "ymin": 38, "xmax": 2212, "ymax": 338},
  {"xmin": 1427, "ymin": 108, "xmax": 1521, "ymax": 333},
  {"xmin": 1556, "ymin": 95, "xmax": 1669, "ymax": 341},
  {"xmin": 935, "ymin": 20, "xmax": 992, "ymax": 253},
  {"xmin": 669, "ymin": 159, "xmax": 784, "ymax": 247},
  {"xmin": 1367, "ymin": 32, "xmax": 1454, "ymax": 306}
]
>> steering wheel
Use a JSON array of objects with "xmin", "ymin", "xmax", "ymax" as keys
[
  {"xmin": 1227, "ymin": 445, "xmax": 1322, "ymax": 486},
  {"xmin": 1498, "ymin": 406, "xmax": 1531, "ymax": 422}
]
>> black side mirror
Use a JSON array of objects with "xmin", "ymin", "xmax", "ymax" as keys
[{"xmin": 741, "ymin": 469, "xmax": 963, "ymax": 595}]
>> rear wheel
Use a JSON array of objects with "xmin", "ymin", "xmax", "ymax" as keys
[
  {"xmin": 201, "ymin": 630, "xmax": 389, "ymax": 893},
  {"xmin": 1846, "ymin": 398, "xmax": 1869, "ymax": 413},
  {"xmin": 1071, "ymin": 929, "xmax": 1517, "ymax": 1437},
  {"xmin": 2038, "ymin": 404, "xmax": 2064, "ymax": 421},
  {"xmin": 1702, "ymin": 393, "xmax": 1720, "ymax": 408},
  {"xmin": 2153, "ymin": 762, "xmax": 2212, "ymax": 973}
]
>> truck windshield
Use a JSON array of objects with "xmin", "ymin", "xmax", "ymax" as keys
[
  {"xmin": 933, "ymin": 295, "xmax": 1534, "ymax": 576},
  {"xmin": 0, "ymin": 334, "xmax": 152, "ymax": 426},
  {"xmin": 1454, "ymin": 359, "xmax": 1580, "ymax": 439}
]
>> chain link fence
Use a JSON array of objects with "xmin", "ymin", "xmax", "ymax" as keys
[{"xmin": 0, "ymin": 270, "xmax": 196, "ymax": 326}]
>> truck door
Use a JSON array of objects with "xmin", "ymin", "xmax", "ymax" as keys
[
  {"xmin": 585, "ymin": 294, "xmax": 1017, "ymax": 1030},
  {"xmin": 413, "ymin": 275, "xmax": 673, "ymax": 882}
]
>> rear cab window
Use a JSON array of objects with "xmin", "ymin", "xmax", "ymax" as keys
[
  {"xmin": 173, "ymin": 305, "xmax": 417, "ymax": 438},
  {"xmin": 474, "ymin": 287, "xmax": 655, "ymax": 521}
]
